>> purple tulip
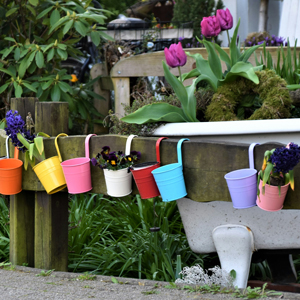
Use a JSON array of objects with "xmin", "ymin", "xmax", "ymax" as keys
[
  {"xmin": 164, "ymin": 42, "xmax": 187, "ymax": 68},
  {"xmin": 216, "ymin": 8, "xmax": 233, "ymax": 31},
  {"xmin": 200, "ymin": 16, "xmax": 221, "ymax": 38}
]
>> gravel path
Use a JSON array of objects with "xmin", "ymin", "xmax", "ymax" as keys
[{"xmin": 0, "ymin": 266, "xmax": 299, "ymax": 300}]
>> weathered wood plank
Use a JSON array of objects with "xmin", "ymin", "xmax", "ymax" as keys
[
  {"xmin": 110, "ymin": 47, "xmax": 298, "ymax": 77},
  {"xmin": 111, "ymin": 77, "xmax": 130, "ymax": 117},
  {"xmin": 10, "ymin": 192, "xmax": 35, "ymax": 267},
  {"xmin": 2, "ymin": 135, "xmax": 299, "ymax": 208},
  {"xmin": 11, "ymin": 97, "xmax": 38, "ymax": 123},
  {"xmin": 34, "ymin": 192, "xmax": 68, "ymax": 271},
  {"xmin": 90, "ymin": 63, "xmax": 110, "ymax": 134},
  {"xmin": 35, "ymin": 102, "xmax": 69, "ymax": 136}
]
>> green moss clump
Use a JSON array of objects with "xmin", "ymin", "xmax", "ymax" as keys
[{"xmin": 205, "ymin": 70, "xmax": 292, "ymax": 122}]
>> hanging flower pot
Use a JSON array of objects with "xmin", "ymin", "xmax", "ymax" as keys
[
  {"xmin": 131, "ymin": 137, "xmax": 168, "ymax": 199},
  {"xmin": 33, "ymin": 133, "xmax": 68, "ymax": 194},
  {"xmin": 224, "ymin": 143, "xmax": 259, "ymax": 209},
  {"xmin": 151, "ymin": 138, "xmax": 189, "ymax": 202},
  {"xmin": 92, "ymin": 135, "xmax": 141, "ymax": 197},
  {"xmin": 255, "ymin": 142, "xmax": 300, "ymax": 212},
  {"xmin": 61, "ymin": 134, "xmax": 96, "ymax": 194},
  {"xmin": 256, "ymin": 180, "xmax": 290, "ymax": 211},
  {"xmin": 0, "ymin": 136, "xmax": 23, "ymax": 195}
]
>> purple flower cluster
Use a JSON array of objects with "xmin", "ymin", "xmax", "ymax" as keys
[
  {"xmin": 245, "ymin": 35, "xmax": 287, "ymax": 47},
  {"xmin": 92, "ymin": 146, "xmax": 141, "ymax": 171},
  {"xmin": 269, "ymin": 142, "xmax": 300, "ymax": 174},
  {"xmin": 5, "ymin": 110, "xmax": 35, "ymax": 152}
]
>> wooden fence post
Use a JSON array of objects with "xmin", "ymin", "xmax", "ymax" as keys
[
  {"xmin": 111, "ymin": 77, "xmax": 130, "ymax": 118},
  {"xmin": 34, "ymin": 102, "xmax": 69, "ymax": 271},
  {"xmin": 9, "ymin": 98, "xmax": 38, "ymax": 267}
]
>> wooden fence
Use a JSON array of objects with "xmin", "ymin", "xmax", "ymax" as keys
[
  {"xmin": 92, "ymin": 46, "xmax": 300, "ymax": 121},
  {"xmin": 2, "ymin": 98, "xmax": 300, "ymax": 272}
]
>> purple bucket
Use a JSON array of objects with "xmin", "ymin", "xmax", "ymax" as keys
[{"xmin": 224, "ymin": 143, "xmax": 260, "ymax": 209}]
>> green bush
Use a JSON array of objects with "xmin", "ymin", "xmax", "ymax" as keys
[
  {"xmin": 0, "ymin": 0, "xmax": 113, "ymax": 132},
  {"xmin": 172, "ymin": 0, "xmax": 224, "ymax": 40}
]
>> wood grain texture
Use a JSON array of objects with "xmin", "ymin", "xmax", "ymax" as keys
[
  {"xmin": 2, "ymin": 135, "xmax": 299, "ymax": 208},
  {"xmin": 34, "ymin": 192, "xmax": 68, "ymax": 271},
  {"xmin": 111, "ymin": 77, "xmax": 130, "ymax": 117},
  {"xmin": 10, "ymin": 192, "xmax": 35, "ymax": 267}
]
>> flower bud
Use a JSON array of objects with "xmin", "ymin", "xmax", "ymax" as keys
[
  {"xmin": 200, "ymin": 16, "xmax": 221, "ymax": 38},
  {"xmin": 216, "ymin": 8, "xmax": 233, "ymax": 31},
  {"xmin": 164, "ymin": 42, "xmax": 187, "ymax": 68}
]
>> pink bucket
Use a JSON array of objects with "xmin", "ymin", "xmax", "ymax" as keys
[{"xmin": 61, "ymin": 134, "xmax": 96, "ymax": 194}]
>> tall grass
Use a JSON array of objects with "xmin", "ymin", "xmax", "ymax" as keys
[
  {"xmin": 68, "ymin": 193, "xmax": 206, "ymax": 281},
  {"xmin": 0, "ymin": 197, "xmax": 10, "ymax": 261}
]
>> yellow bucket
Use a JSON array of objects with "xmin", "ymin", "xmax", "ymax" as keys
[{"xmin": 33, "ymin": 133, "xmax": 68, "ymax": 194}]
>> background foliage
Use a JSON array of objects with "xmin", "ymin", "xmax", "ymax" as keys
[{"xmin": 0, "ymin": 0, "xmax": 113, "ymax": 132}]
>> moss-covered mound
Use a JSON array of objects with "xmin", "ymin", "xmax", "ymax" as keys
[{"xmin": 205, "ymin": 70, "xmax": 292, "ymax": 121}]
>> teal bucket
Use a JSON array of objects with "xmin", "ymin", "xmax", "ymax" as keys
[{"xmin": 152, "ymin": 138, "xmax": 189, "ymax": 202}]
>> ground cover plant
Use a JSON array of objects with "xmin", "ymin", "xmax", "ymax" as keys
[{"xmin": 68, "ymin": 193, "xmax": 205, "ymax": 281}]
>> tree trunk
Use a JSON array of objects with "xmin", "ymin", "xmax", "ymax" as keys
[{"xmin": 258, "ymin": 0, "xmax": 269, "ymax": 32}]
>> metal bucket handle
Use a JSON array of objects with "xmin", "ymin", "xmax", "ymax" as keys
[
  {"xmin": 125, "ymin": 134, "xmax": 137, "ymax": 155},
  {"xmin": 177, "ymin": 138, "xmax": 190, "ymax": 169},
  {"xmin": 156, "ymin": 137, "xmax": 168, "ymax": 163},
  {"xmin": 248, "ymin": 143, "xmax": 260, "ymax": 169},
  {"xmin": 4, "ymin": 136, "xmax": 19, "ymax": 159},
  {"xmin": 85, "ymin": 134, "xmax": 96, "ymax": 159},
  {"xmin": 55, "ymin": 133, "xmax": 68, "ymax": 162}
]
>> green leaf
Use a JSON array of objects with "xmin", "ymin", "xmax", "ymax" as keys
[
  {"xmin": 35, "ymin": 51, "xmax": 44, "ymax": 68},
  {"xmin": 229, "ymin": 18, "xmax": 241, "ymax": 66},
  {"xmin": 15, "ymin": 85, "xmax": 23, "ymax": 98},
  {"xmin": 239, "ymin": 44, "xmax": 263, "ymax": 64},
  {"xmin": 98, "ymin": 31, "xmax": 114, "ymax": 41},
  {"xmin": 49, "ymin": 16, "xmax": 69, "ymax": 34},
  {"xmin": 29, "ymin": 143, "xmax": 34, "ymax": 160},
  {"xmin": 28, "ymin": 0, "xmax": 39, "ymax": 6},
  {"xmin": 63, "ymin": 20, "xmax": 74, "ymax": 35},
  {"xmin": 4, "ymin": 37, "xmax": 16, "ymax": 42},
  {"xmin": 289, "ymin": 170, "xmax": 294, "ymax": 190},
  {"xmin": 213, "ymin": 43, "xmax": 231, "ymax": 69},
  {"xmin": 111, "ymin": 277, "xmax": 119, "ymax": 284},
  {"xmin": 43, "ymin": 43, "xmax": 54, "ymax": 53},
  {"xmin": 37, "ymin": 6, "xmax": 53, "ymax": 19},
  {"xmin": 0, "ymin": 82, "xmax": 10, "ymax": 94},
  {"xmin": 34, "ymin": 137, "xmax": 44, "ymax": 155},
  {"xmin": 51, "ymin": 84, "xmax": 61, "ymax": 101},
  {"xmin": 90, "ymin": 31, "xmax": 100, "ymax": 46},
  {"xmin": 57, "ymin": 49, "xmax": 68, "ymax": 60},
  {"xmin": 24, "ymin": 150, "xmax": 30, "ymax": 170},
  {"xmin": 2, "ymin": 46, "xmax": 15, "ymax": 59},
  {"xmin": 50, "ymin": 9, "xmax": 60, "ymax": 27},
  {"xmin": 42, "ymin": 79, "xmax": 54, "ymax": 90},
  {"xmin": 58, "ymin": 81, "xmax": 72, "ymax": 93},
  {"xmin": 25, "ymin": 4, "xmax": 36, "ymax": 16},
  {"xmin": 74, "ymin": 20, "xmax": 88, "ymax": 36},
  {"xmin": 121, "ymin": 103, "xmax": 189, "ymax": 124},
  {"xmin": 220, "ymin": 62, "xmax": 259, "ymax": 85},
  {"xmin": 57, "ymin": 43, "xmax": 67, "ymax": 51},
  {"xmin": 202, "ymin": 40, "xmax": 223, "ymax": 79},
  {"xmin": 163, "ymin": 61, "xmax": 193, "ymax": 121},
  {"xmin": 6, "ymin": 7, "xmax": 19, "ymax": 17},
  {"xmin": 22, "ymin": 82, "xmax": 37, "ymax": 93},
  {"xmin": 47, "ymin": 48, "xmax": 55, "ymax": 61},
  {"xmin": 262, "ymin": 163, "xmax": 274, "ymax": 188},
  {"xmin": 27, "ymin": 50, "xmax": 37, "ymax": 68},
  {"xmin": 181, "ymin": 68, "xmax": 200, "ymax": 82},
  {"xmin": 14, "ymin": 47, "xmax": 21, "ymax": 61},
  {"xmin": 0, "ymin": 68, "xmax": 15, "ymax": 77}
]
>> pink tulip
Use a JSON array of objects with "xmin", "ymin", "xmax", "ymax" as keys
[
  {"xmin": 164, "ymin": 42, "xmax": 187, "ymax": 68},
  {"xmin": 216, "ymin": 8, "xmax": 233, "ymax": 31},
  {"xmin": 201, "ymin": 16, "xmax": 221, "ymax": 38}
]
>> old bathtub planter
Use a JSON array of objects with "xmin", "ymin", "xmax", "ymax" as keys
[
  {"xmin": 92, "ymin": 135, "xmax": 141, "ymax": 197},
  {"xmin": 151, "ymin": 119, "xmax": 300, "ymax": 289}
]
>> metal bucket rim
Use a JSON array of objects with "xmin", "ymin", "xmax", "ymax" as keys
[
  {"xmin": 224, "ymin": 168, "xmax": 257, "ymax": 180},
  {"xmin": 61, "ymin": 157, "xmax": 90, "ymax": 167}
]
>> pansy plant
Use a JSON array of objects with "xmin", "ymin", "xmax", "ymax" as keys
[{"xmin": 91, "ymin": 146, "xmax": 141, "ymax": 171}]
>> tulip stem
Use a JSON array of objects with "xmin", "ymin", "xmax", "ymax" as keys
[
  {"xmin": 178, "ymin": 66, "xmax": 182, "ymax": 82},
  {"xmin": 226, "ymin": 30, "xmax": 230, "ymax": 46}
]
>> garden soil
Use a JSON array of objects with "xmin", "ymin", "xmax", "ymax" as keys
[{"xmin": 0, "ymin": 266, "xmax": 300, "ymax": 300}]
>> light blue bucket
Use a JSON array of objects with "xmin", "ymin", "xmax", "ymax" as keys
[
  {"xmin": 152, "ymin": 138, "xmax": 189, "ymax": 202},
  {"xmin": 224, "ymin": 143, "xmax": 260, "ymax": 209}
]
